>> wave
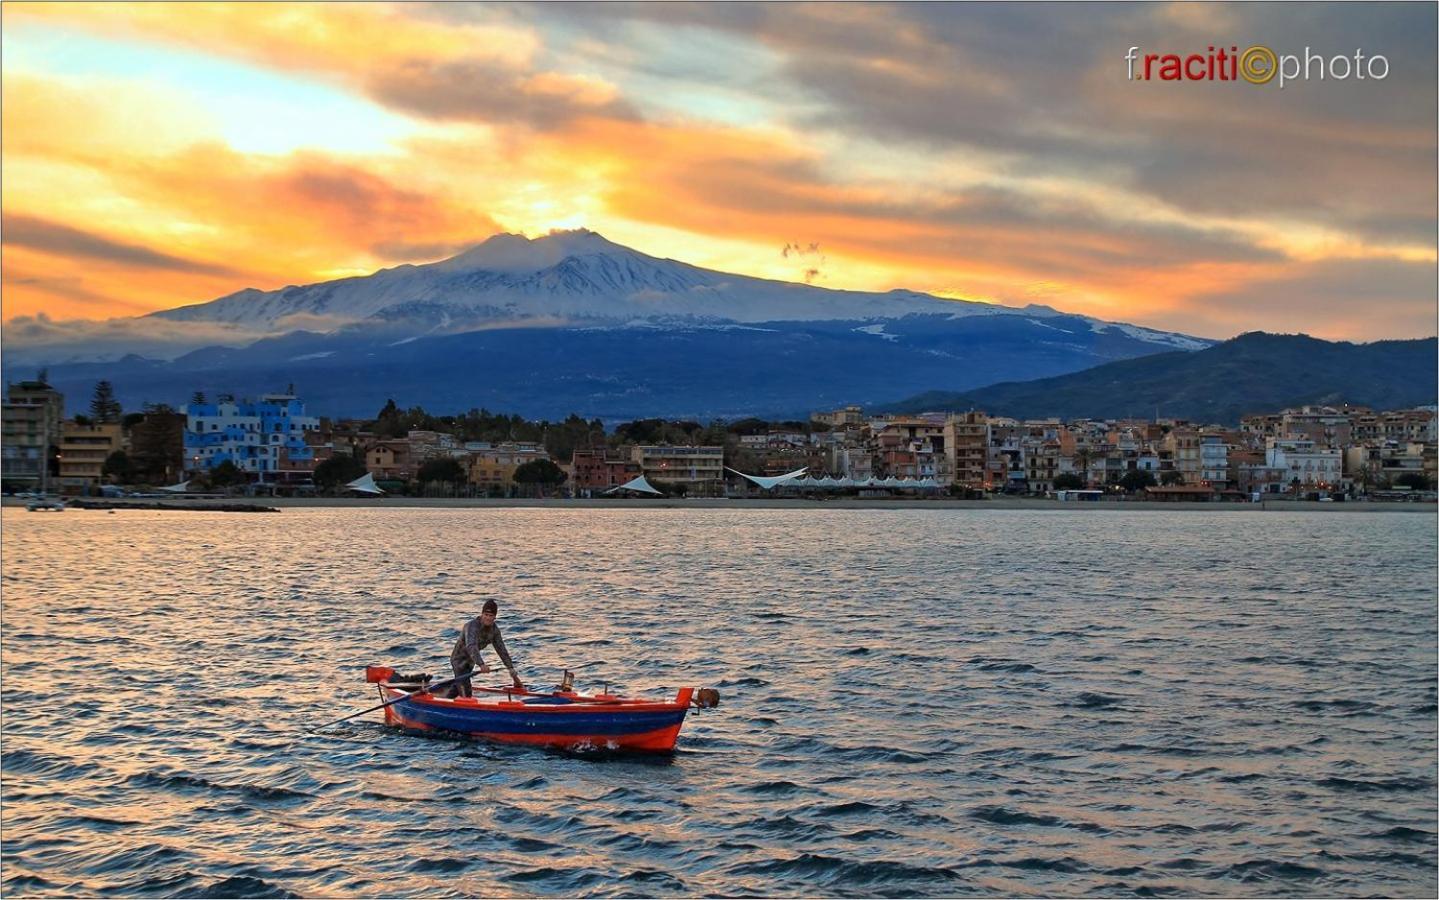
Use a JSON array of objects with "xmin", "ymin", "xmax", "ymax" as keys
[
  {"xmin": 725, "ymin": 853, "xmax": 968, "ymax": 888},
  {"xmin": 968, "ymin": 805, "xmax": 1109, "ymax": 834},
  {"xmin": 191, "ymin": 874, "xmax": 300, "ymax": 897},
  {"xmin": 1317, "ymin": 776, "xmax": 1433, "ymax": 793},
  {"xmin": 123, "ymin": 771, "xmax": 314, "ymax": 803}
]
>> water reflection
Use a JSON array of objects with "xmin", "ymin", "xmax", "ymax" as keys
[{"xmin": 2, "ymin": 507, "xmax": 1435, "ymax": 897}]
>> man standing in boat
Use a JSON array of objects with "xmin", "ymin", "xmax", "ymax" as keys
[{"xmin": 449, "ymin": 599, "xmax": 523, "ymax": 697}]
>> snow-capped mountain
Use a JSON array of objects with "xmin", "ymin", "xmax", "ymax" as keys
[
  {"xmin": 11, "ymin": 230, "xmax": 1216, "ymax": 419},
  {"xmin": 152, "ymin": 229, "xmax": 1208, "ymax": 351}
]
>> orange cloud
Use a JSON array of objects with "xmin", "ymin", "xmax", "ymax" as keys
[
  {"xmin": 2, "ymin": 73, "xmax": 502, "ymax": 319},
  {"xmin": 3, "ymin": 3, "xmax": 1433, "ymax": 343}
]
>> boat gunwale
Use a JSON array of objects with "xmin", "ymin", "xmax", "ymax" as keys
[{"xmin": 378, "ymin": 681, "xmax": 693, "ymax": 714}]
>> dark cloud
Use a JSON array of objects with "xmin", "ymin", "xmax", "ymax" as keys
[
  {"xmin": 627, "ymin": 152, "xmax": 1282, "ymax": 279},
  {"xmin": 522, "ymin": 2, "xmax": 1437, "ymax": 247},
  {"xmin": 2, "ymin": 214, "xmax": 249, "ymax": 278},
  {"xmin": 365, "ymin": 59, "xmax": 637, "ymax": 130}
]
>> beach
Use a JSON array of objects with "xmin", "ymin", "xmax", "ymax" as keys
[{"xmin": 5, "ymin": 495, "xmax": 1433, "ymax": 512}]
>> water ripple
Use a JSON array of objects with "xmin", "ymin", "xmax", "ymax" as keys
[{"xmin": 1, "ymin": 507, "xmax": 1434, "ymax": 897}]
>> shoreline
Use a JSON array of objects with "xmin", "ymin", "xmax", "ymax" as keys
[{"xmin": 4, "ymin": 496, "xmax": 1433, "ymax": 512}]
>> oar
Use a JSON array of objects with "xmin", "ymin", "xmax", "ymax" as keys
[
  {"xmin": 309, "ymin": 669, "xmax": 487, "ymax": 732},
  {"xmin": 310, "ymin": 666, "xmax": 595, "ymax": 732}
]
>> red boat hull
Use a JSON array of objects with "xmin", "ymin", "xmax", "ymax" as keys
[{"xmin": 375, "ymin": 683, "xmax": 695, "ymax": 753}]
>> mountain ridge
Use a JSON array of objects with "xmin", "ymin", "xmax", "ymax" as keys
[
  {"xmin": 881, "ymin": 332, "xmax": 1438, "ymax": 424},
  {"xmin": 146, "ymin": 229, "xmax": 1211, "ymax": 351}
]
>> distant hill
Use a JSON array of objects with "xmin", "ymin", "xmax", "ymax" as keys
[{"xmin": 882, "ymin": 332, "xmax": 1438, "ymax": 423}]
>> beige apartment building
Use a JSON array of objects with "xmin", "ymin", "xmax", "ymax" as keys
[
  {"xmin": 632, "ymin": 445, "xmax": 724, "ymax": 495},
  {"xmin": 1164, "ymin": 429, "xmax": 1202, "ymax": 484},
  {"xmin": 943, "ymin": 412, "xmax": 988, "ymax": 490},
  {"xmin": 58, "ymin": 423, "xmax": 124, "ymax": 493}
]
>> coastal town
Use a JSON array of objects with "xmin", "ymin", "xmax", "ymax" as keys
[{"xmin": 2, "ymin": 376, "xmax": 1435, "ymax": 503}]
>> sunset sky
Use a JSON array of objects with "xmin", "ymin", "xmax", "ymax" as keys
[{"xmin": 2, "ymin": 1, "xmax": 1435, "ymax": 345}]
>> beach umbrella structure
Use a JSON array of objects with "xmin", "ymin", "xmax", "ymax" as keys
[
  {"xmin": 724, "ymin": 466, "xmax": 809, "ymax": 492},
  {"xmin": 605, "ymin": 474, "xmax": 664, "ymax": 496},
  {"xmin": 345, "ymin": 472, "xmax": 385, "ymax": 495}
]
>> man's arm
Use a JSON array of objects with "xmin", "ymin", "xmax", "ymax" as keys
[
  {"xmin": 492, "ymin": 629, "xmax": 519, "ymax": 682},
  {"xmin": 464, "ymin": 619, "xmax": 485, "ymax": 666}
]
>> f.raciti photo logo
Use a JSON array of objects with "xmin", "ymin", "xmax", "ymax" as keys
[{"xmin": 1125, "ymin": 45, "xmax": 1390, "ymax": 87}]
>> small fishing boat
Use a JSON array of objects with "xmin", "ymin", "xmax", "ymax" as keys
[{"xmin": 364, "ymin": 666, "xmax": 718, "ymax": 753}]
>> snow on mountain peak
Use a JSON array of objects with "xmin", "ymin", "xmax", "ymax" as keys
[
  {"xmin": 432, "ymin": 228, "xmax": 628, "ymax": 274},
  {"xmin": 136, "ymin": 229, "xmax": 1211, "ymax": 355}
]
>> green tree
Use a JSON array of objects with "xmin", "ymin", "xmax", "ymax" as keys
[
  {"xmin": 102, "ymin": 450, "xmax": 134, "ymax": 484},
  {"xmin": 190, "ymin": 391, "xmax": 207, "ymax": 406},
  {"xmin": 313, "ymin": 454, "xmax": 367, "ymax": 490},
  {"xmin": 1053, "ymin": 472, "xmax": 1084, "ymax": 490},
  {"xmin": 514, "ymin": 458, "xmax": 566, "ymax": 485},
  {"xmin": 417, "ymin": 457, "xmax": 466, "ymax": 485},
  {"xmin": 1160, "ymin": 470, "xmax": 1185, "ymax": 486},
  {"xmin": 1119, "ymin": 469, "xmax": 1157, "ymax": 493},
  {"xmin": 726, "ymin": 417, "xmax": 769, "ymax": 436},
  {"xmin": 130, "ymin": 403, "xmax": 186, "ymax": 484},
  {"xmin": 1396, "ymin": 472, "xmax": 1432, "ymax": 491},
  {"xmin": 374, "ymin": 399, "xmax": 406, "ymax": 438},
  {"xmin": 648, "ymin": 478, "xmax": 686, "ymax": 497},
  {"xmin": 90, "ymin": 380, "xmax": 122, "ymax": 424},
  {"xmin": 209, "ymin": 460, "xmax": 243, "ymax": 488}
]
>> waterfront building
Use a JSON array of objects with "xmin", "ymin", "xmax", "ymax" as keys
[
  {"xmin": 184, "ymin": 392, "xmax": 321, "ymax": 482},
  {"xmin": 2, "ymin": 379, "xmax": 64, "ymax": 491},
  {"xmin": 758, "ymin": 447, "xmax": 827, "ymax": 478},
  {"xmin": 1199, "ymin": 434, "xmax": 1229, "ymax": 487},
  {"xmin": 830, "ymin": 446, "xmax": 874, "ymax": 481},
  {"xmin": 1164, "ymin": 429, "xmax": 1202, "ymax": 485},
  {"xmin": 570, "ymin": 449, "xmax": 641, "ymax": 496},
  {"xmin": 878, "ymin": 447, "xmax": 919, "ymax": 479},
  {"xmin": 58, "ymin": 423, "xmax": 123, "ymax": 493},
  {"xmin": 466, "ymin": 443, "xmax": 551, "ymax": 495},
  {"xmin": 988, "ymin": 423, "xmax": 1025, "ymax": 492},
  {"xmin": 1265, "ymin": 438, "xmax": 1343, "ymax": 492},
  {"xmin": 631, "ymin": 445, "xmax": 724, "ymax": 495},
  {"xmin": 943, "ymin": 412, "xmax": 988, "ymax": 490},
  {"xmin": 1344, "ymin": 441, "xmax": 1434, "ymax": 490},
  {"xmin": 1024, "ymin": 440, "xmax": 1063, "ymax": 494},
  {"xmin": 1087, "ymin": 453, "xmax": 1127, "ymax": 487},
  {"xmin": 366, "ymin": 441, "xmax": 415, "ymax": 481}
]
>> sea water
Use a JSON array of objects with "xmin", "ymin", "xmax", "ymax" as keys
[{"xmin": 2, "ymin": 507, "xmax": 1435, "ymax": 897}]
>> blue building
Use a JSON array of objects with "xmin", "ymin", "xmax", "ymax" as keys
[{"xmin": 183, "ymin": 391, "xmax": 321, "ymax": 480}]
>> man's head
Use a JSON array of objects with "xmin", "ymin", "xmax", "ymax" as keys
[{"xmin": 480, "ymin": 599, "xmax": 498, "ymax": 625}]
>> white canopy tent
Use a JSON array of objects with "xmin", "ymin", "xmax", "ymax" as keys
[
  {"xmin": 725, "ymin": 466, "xmax": 809, "ymax": 491},
  {"xmin": 345, "ymin": 472, "xmax": 385, "ymax": 495},
  {"xmin": 605, "ymin": 474, "xmax": 663, "ymax": 496}
]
